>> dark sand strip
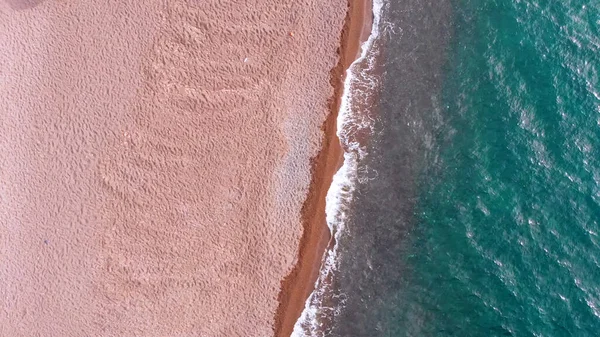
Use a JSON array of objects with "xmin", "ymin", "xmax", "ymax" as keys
[{"xmin": 274, "ymin": 1, "xmax": 374, "ymax": 335}]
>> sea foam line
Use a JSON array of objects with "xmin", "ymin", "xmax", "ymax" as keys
[{"xmin": 291, "ymin": 0, "xmax": 385, "ymax": 335}]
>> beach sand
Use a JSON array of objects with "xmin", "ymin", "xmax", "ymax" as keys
[
  {"xmin": 0, "ymin": 1, "xmax": 349, "ymax": 336},
  {"xmin": 274, "ymin": 0, "xmax": 373, "ymax": 335}
]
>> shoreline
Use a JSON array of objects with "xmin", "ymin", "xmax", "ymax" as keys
[{"xmin": 274, "ymin": 0, "xmax": 374, "ymax": 336}]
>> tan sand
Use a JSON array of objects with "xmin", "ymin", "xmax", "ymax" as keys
[
  {"xmin": 0, "ymin": 1, "xmax": 346, "ymax": 336},
  {"xmin": 274, "ymin": 0, "xmax": 373, "ymax": 335}
]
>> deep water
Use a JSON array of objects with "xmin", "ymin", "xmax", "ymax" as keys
[{"xmin": 319, "ymin": 0, "xmax": 600, "ymax": 336}]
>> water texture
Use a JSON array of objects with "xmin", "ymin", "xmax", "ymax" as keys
[{"xmin": 296, "ymin": 0, "xmax": 600, "ymax": 335}]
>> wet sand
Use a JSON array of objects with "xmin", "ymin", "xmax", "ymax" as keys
[
  {"xmin": 0, "ymin": 1, "xmax": 346, "ymax": 336},
  {"xmin": 274, "ymin": 0, "xmax": 374, "ymax": 335}
]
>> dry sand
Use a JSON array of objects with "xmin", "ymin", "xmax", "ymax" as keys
[{"xmin": 0, "ymin": 1, "xmax": 347, "ymax": 336}]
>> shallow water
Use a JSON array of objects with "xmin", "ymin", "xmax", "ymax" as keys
[{"xmin": 295, "ymin": 0, "xmax": 600, "ymax": 335}]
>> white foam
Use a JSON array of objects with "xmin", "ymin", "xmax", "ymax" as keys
[{"xmin": 291, "ymin": 0, "xmax": 385, "ymax": 335}]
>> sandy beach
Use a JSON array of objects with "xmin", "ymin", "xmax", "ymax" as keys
[
  {"xmin": 4, "ymin": 0, "xmax": 588, "ymax": 336},
  {"xmin": 0, "ymin": 1, "xmax": 367, "ymax": 336}
]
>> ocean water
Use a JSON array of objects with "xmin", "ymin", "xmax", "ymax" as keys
[{"xmin": 294, "ymin": 0, "xmax": 600, "ymax": 336}]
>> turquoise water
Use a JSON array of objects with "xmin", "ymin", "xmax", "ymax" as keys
[
  {"xmin": 391, "ymin": 0, "xmax": 600, "ymax": 335},
  {"xmin": 293, "ymin": 0, "xmax": 600, "ymax": 335}
]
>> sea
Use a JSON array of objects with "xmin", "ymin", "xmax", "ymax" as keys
[{"xmin": 293, "ymin": 0, "xmax": 600, "ymax": 336}]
